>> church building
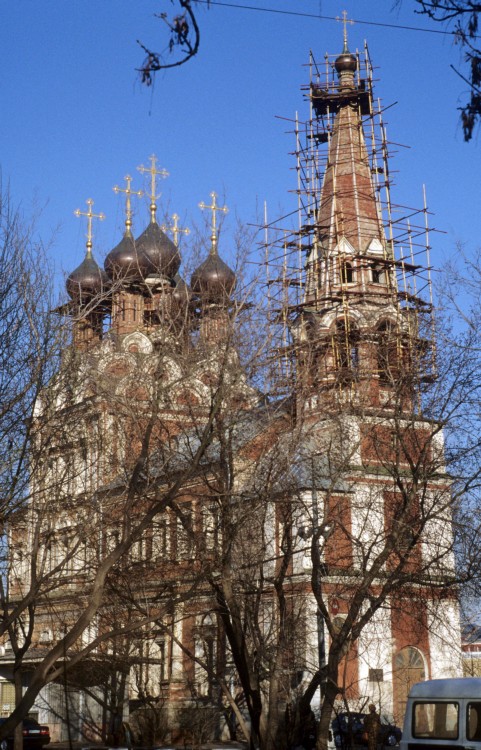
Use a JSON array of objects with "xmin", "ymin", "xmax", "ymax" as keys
[{"xmin": 0, "ymin": 33, "xmax": 462, "ymax": 748}]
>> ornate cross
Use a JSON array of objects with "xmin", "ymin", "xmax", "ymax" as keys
[
  {"xmin": 137, "ymin": 154, "xmax": 169, "ymax": 222},
  {"xmin": 113, "ymin": 175, "xmax": 143, "ymax": 232},
  {"xmin": 336, "ymin": 10, "xmax": 354, "ymax": 49},
  {"xmin": 74, "ymin": 199, "xmax": 105, "ymax": 255},
  {"xmin": 161, "ymin": 213, "xmax": 190, "ymax": 246},
  {"xmin": 198, "ymin": 191, "xmax": 228, "ymax": 248}
]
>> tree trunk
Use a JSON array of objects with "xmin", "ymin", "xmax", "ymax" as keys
[
  {"xmin": 316, "ymin": 669, "xmax": 340, "ymax": 750},
  {"xmin": 13, "ymin": 668, "xmax": 23, "ymax": 750}
]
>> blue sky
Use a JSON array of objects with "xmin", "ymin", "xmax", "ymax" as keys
[{"xmin": 1, "ymin": 1, "xmax": 479, "ymax": 297}]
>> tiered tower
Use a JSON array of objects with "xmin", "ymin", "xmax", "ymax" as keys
[
  {"xmin": 264, "ymin": 38, "xmax": 435, "ymax": 415},
  {"xmin": 262, "ymin": 32, "xmax": 459, "ymax": 721}
]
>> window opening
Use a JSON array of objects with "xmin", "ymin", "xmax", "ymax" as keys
[
  {"xmin": 467, "ymin": 703, "xmax": 481, "ymax": 741},
  {"xmin": 413, "ymin": 702, "xmax": 459, "ymax": 740},
  {"xmin": 340, "ymin": 260, "xmax": 354, "ymax": 284},
  {"xmin": 334, "ymin": 319, "xmax": 360, "ymax": 377}
]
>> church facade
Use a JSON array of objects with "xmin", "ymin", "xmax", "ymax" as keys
[{"xmin": 0, "ymin": 36, "xmax": 461, "ymax": 748}]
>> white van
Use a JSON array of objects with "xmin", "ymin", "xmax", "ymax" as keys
[{"xmin": 401, "ymin": 678, "xmax": 481, "ymax": 750}]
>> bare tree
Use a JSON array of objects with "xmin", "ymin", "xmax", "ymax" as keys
[
  {"xmin": 413, "ymin": 0, "xmax": 481, "ymax": 140},
  {"xmin": 0, "ymin": 186, "xmax": 68, "ymax": 750},
  {"xmin": 2, "ymin": 182, "xmax": 481, "ymax": 750},
  {"xmin": 137, "ymin": 0, "xmax": 207, "ymax": 85}
]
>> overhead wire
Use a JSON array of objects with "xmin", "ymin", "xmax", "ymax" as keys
[{"xmin": 194, "ymin": 0, "xmax": 479, "ymax": 39}]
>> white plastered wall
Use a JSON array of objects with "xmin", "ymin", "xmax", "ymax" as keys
[
  {"xmin": 357, "ymin": 600, "xmax": 394, "ymax": 717},
  {"xmin": 427, "ymin": 598, "xmax": 462, "ymax": 679}
]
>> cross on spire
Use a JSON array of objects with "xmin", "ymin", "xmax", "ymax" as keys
[
  {"xmin": 198, "ymin": 191, "xmax": 228, "ymax": 252},
  {"xmin": 113, "ymin": 175, "xmax": 143, "ymax": 234},
  {"xmin": 137, "ymin": 154, "xmax": 169, "ymax": 223},
  {"xmin": 161, "ymin": 213, "xmax": 190, "ymax": 246},
  {"xmin": 336, "ymin": 10, "xmax": 354, "ymax": 51},
  {"xmin": 74, "ymin": 199, "xmax": 105, "ymax": 256}
]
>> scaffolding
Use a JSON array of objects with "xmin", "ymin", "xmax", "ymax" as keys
[{"xmin": 260, "ymin": 44, "xmax": 438, "ymax": 403}]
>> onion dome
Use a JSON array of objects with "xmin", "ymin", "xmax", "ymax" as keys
[
  {"xmin": 135, "ymin": 221, "xmax": 181, "ymax": 280},
  {"xmin": 69, "ymin": 198, "xmax": 108, "ymax": 300},
  {"xmin": 335, "ymin": 50, "xmax": 357, "ymax": 74},
  {"xmin": 104, "ymin": 230, "xmax": 147, "ymax": 282},
  {"xmin": 67, "ymin": 249, "xmax": 109, "ymax": 301},
  {"xmin": 193, "ymin": 191, "xmax": 234, "ymax": 305},
  {"xmin": 172, "ymin": 272, "xmax": 192, "ymax": 306},
  {"xmin": 135, "ymin": 157, "xmax": 180, "ymax": 280},
  {"xmin": 191, "ymin": 242, "xmax": 236, "ymax": 305},
  {"xmin": 335, "ymin": 40, "xmax": 357, "ymax": 75},
  {"xmin": 105, "ymin": 174, "xmax": 147, "ymax": 283}
]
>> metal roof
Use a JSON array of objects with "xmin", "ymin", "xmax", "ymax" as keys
[{"xmin": 409, "ymin": 678, "xmax": 481, "ymax": 699}]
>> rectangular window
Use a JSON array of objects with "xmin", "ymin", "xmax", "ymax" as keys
[
  {"xmin": 413, "ymin": 702, "xmax": 459, "ymax": 740},
  {"xmin": 176, "ymin": 514, "xmax": 192, "ymax": 560},
  {"xmin": 202, "ymin": 506, "xmax": 219, "ymax": 551},
  {"xmin": 156, "ymin": 637, "xmax": 167, "ymax": 683},
  {"xmin": 467, "ymin": 703, "xmax": 481, "ymax": 741},
  {"xmin": 0, "ymin": 682, "xmax": 15, "ymax": 717}
]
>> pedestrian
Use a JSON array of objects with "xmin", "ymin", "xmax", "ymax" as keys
[{"xmin": 364, "ymin": 704, "xmax": 381, "ymax": 750}]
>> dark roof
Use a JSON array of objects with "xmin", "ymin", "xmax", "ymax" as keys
[{"xmin": 462, "ymin": 624, "xmax": 481, "ymax": 644}]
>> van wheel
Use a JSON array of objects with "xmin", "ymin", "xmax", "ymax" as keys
[{"xmin": 385, "ymin": 733, "xmax": 398, "ymax": 747}]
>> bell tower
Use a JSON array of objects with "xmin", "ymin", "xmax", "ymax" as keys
[{"xmin": 288, "ymin": 33, "xmax": 434, "ymax": 417}]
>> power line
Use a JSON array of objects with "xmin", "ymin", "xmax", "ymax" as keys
[{"xmin": 195, "ymin": 0, "xmax": 462, "ymax": 38}]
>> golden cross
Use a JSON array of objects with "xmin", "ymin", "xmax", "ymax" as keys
[
  {"xmin": 198, "ymin": 192, "xmax": 228, "ymax": 248},
  {"xmin": 74, "ymin": 199, "xmax": 105, "ymax": 255},
  {"xmin": 336, "ymin": 10, "xmax": 354, "ymax": 49},
  {"xmin": 113, "ymin": 175, "xmax": 143, "ymax": 233},
  {"xmin": 161, "ymin": 213, "xmax": 190, "ymax": 246},
  {"xmin": 137, "ymin": 154, "xmax": 169, "ymax": 222}
]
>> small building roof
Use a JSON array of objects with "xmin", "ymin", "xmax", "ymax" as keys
[{"xmin": 408, "ymin": 677, "xmax": 481, "ymax": 699}]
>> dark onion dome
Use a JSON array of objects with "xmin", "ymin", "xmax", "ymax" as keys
[
  {"xmin": 191, "ymin": 245, "xmax": 236, "ymax": 305},
  {"xmin": 335, "ymin": 42, "xmax": 357, "ymax": 74},
  {"xmin": 172, "ymin": 273, "xmax": 192, "ymax": 306},
  {"xmin": 104, "ymin": 230, "xmax": 148, "ymax": 282},
  {"xmin": 67, "ymin": 250, "xmax": 109, "ymax": 300},
  {"xmin": 135, "ymin": 221, "xmax": 181, "ymax": 280}
]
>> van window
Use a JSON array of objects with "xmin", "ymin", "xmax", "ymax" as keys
[
  {"xmin": 467, "ymin": 703, "xmax": 481, "ymax": 741},
  {"xmin": 413, "ymin": 702, "xmax": 459, "ymax": 739}
]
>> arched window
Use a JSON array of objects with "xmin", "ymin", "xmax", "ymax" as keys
[
  {"xmin": 371, "ymin": 263, "xmax": 385, "ymax": 284},
  {"xmin": 194, "ymin": 614, "xmax": 216, "ymax": 697},
  {"xmin": 377, "ymin": 321, "xmax": 398, "ymax": 383},
  {"xmin": 334, "ymin": 319, "xmax": 360, "ymax": 378},
  {"xmin": 394, "ymin": 647, "xmax": 426, "ymax": 722},
  {"xmin": 340, "ymin": 260, "xmax": 354, "ymax": 285}
]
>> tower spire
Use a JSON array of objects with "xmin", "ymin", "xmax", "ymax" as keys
[
  {"xmin": 74, "ymin": 199, "xmax": 105, "ymax": 257},
  {"xmin": 304, "ymin": 42, "xmax": 396, "ymax": 310},
  {"xmin": 336, "ymin": 10, "xmax": 354, "ymax": 53},
  {"xmin": 137, "ymin": 154, "xmax": 169, "ymax": 223},
  {"xmin": 113, "ymin": 175, "xmax": 143, "ymax": 235}
]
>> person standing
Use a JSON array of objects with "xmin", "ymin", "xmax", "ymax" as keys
[{"xmin": 364, "ymin": 704, "xmax": 381, "ymax": 750}]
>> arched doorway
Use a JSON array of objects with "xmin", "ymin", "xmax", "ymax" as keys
[{"xmin": 393, "ymin": 647, "xmax": 426, "ymax": 723}]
